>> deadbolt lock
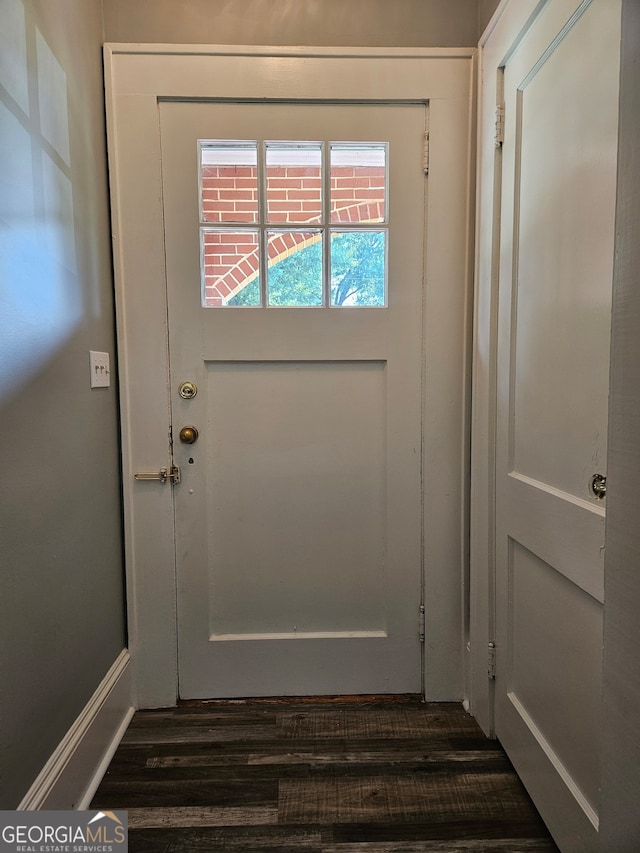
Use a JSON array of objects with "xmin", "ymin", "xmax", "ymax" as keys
[
  {"xmin": 179, "ymin": 425, "xmax": 199, "ymax": 445},
  {"xmin": 178, "ymin": 381, "xmax": 198, "ymax": 399}
]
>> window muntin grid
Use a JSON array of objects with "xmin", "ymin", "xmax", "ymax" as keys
[{"xmin": 199, "ymin": 141, "xmax": 388, "ymax": 307}]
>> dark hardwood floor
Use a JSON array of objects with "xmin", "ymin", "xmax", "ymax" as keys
[{"xmin": 91, "ymin": 697, "xmax": 559, "ymax": 851}]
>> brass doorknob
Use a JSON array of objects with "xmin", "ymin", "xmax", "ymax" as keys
[{"xmin": 179, "ymin": 425, "xmax": 199, "ymax": 444}]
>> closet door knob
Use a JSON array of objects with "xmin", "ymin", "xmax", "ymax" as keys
[{"xmin": 590, "ymin": 474, "xmax": 606, "ymax": 499}]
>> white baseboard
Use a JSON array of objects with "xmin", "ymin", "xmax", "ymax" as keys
[{"xmin": 18, "ymin": 649, "xmax": 134, "ymax": 811}]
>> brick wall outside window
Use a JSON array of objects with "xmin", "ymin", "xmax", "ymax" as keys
[{"xmin": 201, "ymin": 164, "xmax": 385, "ymax": 306}]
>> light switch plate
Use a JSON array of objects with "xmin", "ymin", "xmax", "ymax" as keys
[{"xmin": 90, "ymin": 351, "xmax": 111, "ymax": 388}]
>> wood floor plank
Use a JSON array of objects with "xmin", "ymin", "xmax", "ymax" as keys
[
  {"xmin": 100, "ymin": 759, "xmax": 513, "ymax": 788},
  {"xmin": 246, "ymin": 748, "xmax": 506, "ymax": 766},
  {"xmin": 92, "ymin": 778, "xmax": 278, "ymax": 809},
  {"xmin": 331, "ymin": 818, "xmax": 554, "ymax": 844},
  {"xmin": 121, "ymin": 724, "xmax": 276, "ymax": 746},
  {"xmin": 127, "ymin": 825, "xmax": 327, "ymax": 852},
  {"xmin": 127, "ymin": 805, "xmax": 278, "ymax": 828},
  {"xmin": 278, "ymin": 772, "xmax": 539, "ymax": 824},
  {"xmin": 322, "ymin": 842, "xmax": 559, "ymax": 852},
  {"xmin": 277, "ymin": 706, "xmax": 479, "ymax": 740}
]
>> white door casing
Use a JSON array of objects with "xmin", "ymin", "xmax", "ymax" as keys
[
  {"xmin": 475, "ymin": 1, "xmax": 620, "ymax": 850},
  {"xmin": 104, "ymin": 46, "xmax": 474, "ymax": 708}
]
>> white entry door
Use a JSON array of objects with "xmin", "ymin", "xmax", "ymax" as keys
[
  {"xmin": 494, "ymin": 0, "xmax": 620, "ymax": 849},
  {"xmin": 159, "ymin": 101, "xmax": 427, "ymax": 698}
]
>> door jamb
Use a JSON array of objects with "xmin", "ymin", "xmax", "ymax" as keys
[{"xmin": 469, "ymin": 0, "xmax": 603, "ymax": 737}]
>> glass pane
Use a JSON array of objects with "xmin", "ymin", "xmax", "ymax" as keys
[
  {"xmin": 200, "ymin": 143, "xmax": 258, "ymax": 224},
  {"xmin": 330, "ymin": 230, "xmax": 386, "ymax": 306},
  {"xmin": 201, "ymin": 229, "xmax": 260, "ymax": 307},
  {"xmin": 266, "ymin": 144, "xmax": 322, "ymax": 225},
  {"xmin": 330, "ymin": 144, "xmax": 386, "ymax": 224},
  {"xmin": 267, "ymin": 230, "xmax": 323, "ymax": 306}
]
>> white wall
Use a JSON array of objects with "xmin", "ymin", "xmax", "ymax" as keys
[{"xmin": 0, "ymin": 0, "xmax": 125, "ymax": 807}]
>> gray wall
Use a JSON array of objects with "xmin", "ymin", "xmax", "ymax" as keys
[
  {"xmin": 600, "ymin": 0, "xmax": 640, "ymax": 848},
  {"xmin": 103, "ymin": 0, "xmax": 482, "ymax": 46},
  {"xmin": 0, "ymin": 0, "xmax": 125, "ymax": 808},
  {"xmin": 478, "ymin": 0, "xmax": 501, "ymax": 35}
]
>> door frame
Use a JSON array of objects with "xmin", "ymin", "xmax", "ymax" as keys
[
  {"xmin": 104, "ymin": 43, "xmax": 475, "ymax": 709},
  {"xmin": 470, "ymin": 0, "xmax": 553, "ymax": 738}
]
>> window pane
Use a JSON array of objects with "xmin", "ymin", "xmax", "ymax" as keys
[
  {"xmin": 330, "ymin": 230, "xmax": 386, "ymax": 306},
  {"xmin": 200, "ymin": 143, "xmax": 258, "ymax": 224},
  {"xmin": 330, "ymin": 144, "xmax": 386, "ymax": 224},
  {"xmin": 266, "ymin": 144, "xmax": 322, "ymax": 225},
  {"xmin": 267, "ymin": 230, "xmax": 323, "ymax": 306},
  {"xmin": 202, "ymin": 229, "xmax": 260, "ymax": 307}
]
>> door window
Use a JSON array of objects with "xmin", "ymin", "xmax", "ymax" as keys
[{"xmin": 199, "ymin": 141, "xmax": 388, "ymax": 307}]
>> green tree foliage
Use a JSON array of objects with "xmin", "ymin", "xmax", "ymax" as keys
[
  {"xmin": 227, "ymin": 231, "xmax": 385, "ymax": 307},
  {"xmin": 227, "ymin": 276, "xmax": 260, "ymax": 306},
  {"xmin": 268, "ymin": 239, "xmax": 323, "ymax": 306},
  {"xmin": 331, "ymin": 231, "xmax": 385, "ymax": 306}
]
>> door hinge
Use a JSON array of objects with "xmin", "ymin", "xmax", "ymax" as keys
[
  {"xmin": 494, "ymin": 105, "xmax": 505, "ymax": 148},
  {"xmin": 488, "ymin": 641, "xmax": 496, "ymax": 679},
  {"xmin": 423, "ymin": 132, "xmax": 430, "ymax": 175},
  {"xmin": 419, "ymin": 604, "xmax": 425, "ymax": 643}
]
